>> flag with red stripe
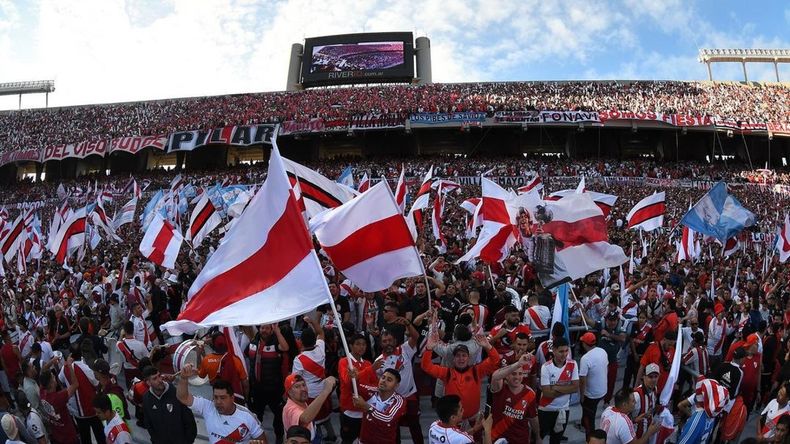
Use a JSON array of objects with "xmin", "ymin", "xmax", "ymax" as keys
[
  {"xmin": 357, "ymin": 173, "xmax": 370, "ymax": 193},
  {"xmin": 627, "ymin": 192, "xmax": 665, "ymax": 231},
  {"xmin": 186, "ymin": 193, "xmax": 222, "ymax": 247},
  {"xmin": 395, "ymin": 165, "xmax": 407, "ymax": 214},
  {"xmin": 549, "ymin": 188, "xmax": 618, "ymax": 217},
  {"xmin": 517, "ymin": 175, "xmax": 543, "ymax": 194},
  {"xmin": 778, "ymin": 215, "xmax": 790, "ymax": 263},
  {"xmin": 139, "ymin": 213, "xmax": 183, "ymax": 269},
  {"xmin": 162, "ymin": 143, "xmax": 332, "ymax": 335},
  {"xmin": 722, "ymin": 237, "xmax": 740, "ymax": 258},
  {"xmin": 0, "ymin": 214, "xmax": 26, "ymax": 263},
  {"xmin": 48, "ymin": 207, "xmax": 87, "ymax": 264},
  {"xmin": 282, "ymin": 158, "xmax": 357, "ymax": 219},
  {"xmin": 310, "ymin": 181, "xmax": 423, "ymax": 292}
]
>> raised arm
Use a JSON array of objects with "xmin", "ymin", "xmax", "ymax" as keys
[
  {"xmin": 304, "ymin": 316, "xmax": 325, "ymax": 342},
  {"xmin": 298, "ymin": 377, "xmax": 336, "ymax": 426},
  {"xmin": 176, "ymin": 363, "xmax": 195, "ymax": 407},
  {"xmin": 490, "ymin": 354, "xmax": 530, "ymax": 393}
]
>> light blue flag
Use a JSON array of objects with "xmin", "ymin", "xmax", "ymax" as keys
[
  {"xmin": 550, "ymin": 283, "xmax": 571, "ymax": 342},
  {"xmin": 337, "ymin": 166, "xmax": 354, "ymax": 188},
  {"xmin": 680, "ymin": 182, "xmax": 756, "ymax": 243}
]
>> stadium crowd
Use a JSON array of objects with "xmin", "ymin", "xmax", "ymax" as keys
[
  {"xmin": 1, "ymin": 81, "xmax": 789, "ymax": 155},
  {"xmin": 0, "ymin": 156, "xmax": 787, "ymax": 444}
]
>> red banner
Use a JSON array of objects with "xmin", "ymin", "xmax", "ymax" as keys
[
  {"xmin": 599, "ymin": 109, "xmax": 714, "ymax": 127},
  {"xmin": 767, "ymin": 122, "xmax": 790, "ymax": 137}
]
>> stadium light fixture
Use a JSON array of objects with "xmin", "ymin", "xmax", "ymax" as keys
[
  {"xmin": 699, "ymin": 48, "xmax": 790, "ymax": 82},
  {"xmin": 0, "ymin": 79, "xmax": 55, "ymax": 109}
]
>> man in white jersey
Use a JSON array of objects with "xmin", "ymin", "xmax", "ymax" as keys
[
  {"xmin": 176, "ymin": 363, "xmax": 267, "ymax": 444},
  {"xmin": 538, "ymin": 337, "xmax": 578, "ymax": 444},
  {"xmin": 93, "ymin": 394, "xmax": 132, "ymax": 444},
  {"xmin": 429, "ymin": 395, "xmax": 474, "ymax": 444},
  {"xmin": 291, "ymin": 316, "xmax": 336, "ymax": 441},
  {"xmin": 601, "ymin": 388, "xmax": 660, "ymax": 444}
]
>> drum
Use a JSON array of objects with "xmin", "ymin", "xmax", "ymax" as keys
[{"xmin": 171, "ymin": 339, "xmax": 208, "ymax": 386}]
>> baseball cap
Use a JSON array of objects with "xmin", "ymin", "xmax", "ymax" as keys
[
  {"xmin": 93, "ymin": 359, "xmax": 111, "ymax": 376},
  {"xmin": 284, "ymin": 374, "xmax": 304, "ymax": 393},
  {"xmin": 453, "ymin": 344, "xmax": 470, "ymax": 355},
  {"xmin": 745, "ymin": 333, "xmax": 759, "ymax": 348},
  {"xmin": 1, "ymin": 414, "xmax": 17, "ymax": 439},
  {"xmin": 645, "ymin": 363, "xmax": 661, "ymax": 376},
  {"xmin": 610, "ymin": 284, "xmax": 620, "ymax": 291},
  {"xmin": 286, "ymin": 425, "xmax": 312, "ymax": 441},
  {"xmin": 471, "ymin": 271, "xmax": 485, "ymax": 281},
  {"xmin": 580, "ymin": 332, "xmax": 597, "ymax": 346},
  {"xmin": 714, "ymin": 303, "xmax": 725, "ymax": 315}
]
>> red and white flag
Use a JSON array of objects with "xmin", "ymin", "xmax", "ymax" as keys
[
  {"xmin": 627, "ymin": 192, "xmax": 666, "ymax": 231},
  {"xmin": 517, "ymin": 175, "xmax": 543, "ymax": 194},
  {"xmin": 49, "ymin": 207, "xmax": 87, "ymax": 264},
  {"xmin": 394, "ymin": 165, "xmax": 407, "ymax": 214},
  {"xmin": 283, "ymin": 158, "xmax": 357, "ymax": 219},
  {"xmin": 431, "ymin": 192, "xmax": 447, "ymax": 253},
  {"xmin": 222, "ymin": 326, "xmax": 248, "ymax": 374},
  {"xmin": 778, "ymin": 215, "xmax": 790, "ymax": 263},
  {"xmin": 460, "ymin": 197, "xmax": 482, "ymax": 239},
  {"xmin": 91, "ymin": 198, "xmax": 121, "ymax": 242},
  {"xmin": 0, "ymin": 214, "xmax": 26, "ymax": 263},
  {"xmin": 676, "ymin": 225, "xmax": 699, "ymax": 262},
  {"xmin": 535, "ymin": 193, "xmax": 628, "ymax": 287},
  {"xmin": 431, "ymin": 179, "xmax": 461, "ymax": 194},
  {"xmin": 139, "ymin": 213, "xmax": 183, "ymax": 269},
  {"xmin": 357, "ymin": 173, "xmax": 370, "ymax": 193},
  {"xmin": 310, "ymin": 181, "xmax": 423, "ymax": 292},
  {"xmin": 549, "ymin": 186, "xmax": 618, "ymax": 217},
  {"xmin": 162, "ymin": 144, "xmax": 331, "ymax": 335},
  {"xmin": 186, "ymin": 193, "xmax": 222, "ymax": 247},
  {"xmin": 406, "ymin": 166, "xmax": 435, "ymax": 237},
  {"xmin": 722, "ymin": 237, "xmax": 740, "ymax": 258},
  {"xmin": 455, "ymin": 178, "xmax": 524, "ymax": 265}
]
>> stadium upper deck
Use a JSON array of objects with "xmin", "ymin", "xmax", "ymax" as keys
[{"xmin": 0, "ymin": 80, "xmax": 788, "ymax": 157}]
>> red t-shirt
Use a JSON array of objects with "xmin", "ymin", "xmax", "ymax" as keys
[
  {"xmin": 492, "ymin": 384, "xmax": 537, "ymax": 442},
  {"xmin": 640, "ymin": 343, "xmax": 674, "ymax": 394},
  {"xmin": 39, "ymin": 389, "xmax": 79, "ymax": 444}
]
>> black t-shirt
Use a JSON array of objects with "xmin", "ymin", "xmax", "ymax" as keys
[
  {"xmin": 317, "ymin": 296, "xmax": 351, "ymax": 323},
  {"xmin": 438, "ymin": 296, "xmax": 461, "ymax": 340}
]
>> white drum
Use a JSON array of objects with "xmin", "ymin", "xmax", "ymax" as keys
[{"xmin": 172, "ymin": 339, "xmax": 209, "ymax": 386}]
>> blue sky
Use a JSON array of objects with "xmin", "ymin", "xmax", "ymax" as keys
[{"xmin": 1, "ymin": 0, "xmax": 788, "ymax": 109}]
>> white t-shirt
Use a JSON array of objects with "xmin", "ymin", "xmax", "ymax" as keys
[
  {"xmin": 292, "ymin": 339, "xmax": 326, "ymax": 398},
  {"xmin": 376, "ymin": 341, "xmax": 417, "ymax": 397},
  {"xmin": 24, "ymin": 409, "xmax": 47, "ymax": 441},
  {"xmin": 760, "ymin": 399, "xmax": 790, "ymax": 439},
  {"xmin": 103, "ymin": 413, "xmax": 132, "ymax": 444},
  {"xmin": 117, "ymin": 338, "xmax": 150, "ymax": 369},
  {"xmin": 539, "ymin": 359, "xmax": 579, "ymax": 411},
  {"xmin": 190, "ymin": 396, "xmax": 263, "ymax": 444},
  {"xmin": 428, "ymin": 421, "xmax": 473, "ymax": 444},
  {"xmin": 600, "ymin": 406, "xmax": 636, "ymax": 444},
  {"xmin": 579, "ymin": 347, "xmax": 609, "ymax": 399}
]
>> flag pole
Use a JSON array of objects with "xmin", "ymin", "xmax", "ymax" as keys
[
  {"xmin": 326, "ymin": 293, "xmax": 358, "ymax": 397},
  {"xmin": 568, "ymin": 285, "xmax": 589, "ymax": 330}
]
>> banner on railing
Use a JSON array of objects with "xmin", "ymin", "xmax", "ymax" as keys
[
  {"xmin": 350, "ymin": 113, "xmax": 406, "ymax": 130},
  {"xmin": 599, "ymin": 110, "xmax": 715, "ymax": 127},
  {"xmin": 538, "ymin": 110, "xmax": 600, "ymax": 124},
  {"xmin": 0, "ymin": 149, "xmax": 42, "ymax": 167},
  {"xmin": 109, "ymin": 135, "xmax": 167, "ymax": 154},
  {"xmin": 767, "ymin": 122, "xmax": 790, "ymax": 137},
  {"xmin": 493, "ymin": 111, "xmax": 541, "ymax": 123},
  {"xmin": 279, "ymin": 119, "xmax": 326, "ymax": 135},
  {"xmin": 409, "ymin": 112, "xmax": 487, "ymax": 125},
  {"xmin": 43, "ymin": 140, "xmax": 109, "ymax": 162},
  {"xmin": 168, "ymin": 124, "xmax": 277, "ymax": 152}
]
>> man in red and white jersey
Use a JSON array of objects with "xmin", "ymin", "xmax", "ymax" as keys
[
  {"xmin": 538, "ymin": 337, "xmax": 578, "ymax": 444},
  {"xmin": 116, "ymin": 321, "xmax": 150, "ymax": 385},
  {"xmin": 352, "ymin": 368, "xmax": 407, "ymax": 444},
  {"xmin": 338, "ymin": 334, "xmax": 378, "ymax": 444},
  {"xmin": 489, "ymin": 306, "xmax": 532, "ymax": 354},
  {"xmin": 498, "ymin": 332, "xmax": 538, "ymax": 390},
  {"xmin": 375, "ymin": 316, "xmax": 423, "ymax": 444},
  {"xmin": 682, "ymin": 331, "xmax": 709, "ymax": 379},
  {"xmin": 523, "ymin": 293, "xmax": 551, "ymax": 333},
  {"xmin": 601, "ymin": 388, "xmax": 660, "ymax": 444},
  {"xmin": 428, "ymin": 395, "xmax": 474, "ymax": 444},
  {"xmin": 93, "ymin": 394, "xmax": 131, "ymax": 444},
  {"xmin": 490, "ymin": 353, "xmax": 541, "ymax": 444},
  {"xmin": 58, "ymin": 344, "xmax": 104, "ymax": 444},
  {"xmin": 706, "ymin": 303, "xmax": 734, "ymax": 369},
  {"xmin": 630, "ymin": 363, "xmax": 659, "ymax": 440},
  {"xmin": 291, "ymin": 317, "xmax": 335, "ymax": 439},
  {"xmin": 176, "ymin": 363, "xmax": 266, "ymax": 444}
]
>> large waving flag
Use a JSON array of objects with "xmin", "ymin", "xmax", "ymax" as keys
[
  {"xmin": 310, "ymin": 181, "xmax": 423, "ymax": 292},
  {"xmin": 283, "ymin": 158, "xmax": 357, "ymax": 219},
  {"xmin": 162, "ymin": 143, "xmax": 332, "ymax": 335},
  {"xmin": 406, "ymin": 166, "xmax": 435, "ymax": 237},
  {"xmin": 627, "ymin": 192, "xmax": 666, "ymax": 231},
  {"xmin": 91, "ymin": 198, "xmax": 121, "ymax": 242},
  {"xmin": 680, "ymin": 181, "xmax": 756, "ymax": 243},
  {"xmin": 186, "ymin": 193, "xmax": 222, "ymax": 247},
  {"xmin": 49, "ymin": 207, "xmax": 87, "ymax": 264},
  {"xmin": 528, "ymin": 193, "xmax": 628, "ymax": 288},
  {"xmin": 549, "ymin": 188, "xmax": 618, "ymax": 217},
  {"xmin": 778, "ymin": 215, "xmax": 790, "ymax": 263},
  {"xmin": 139, "ymin": 213, "xmax": 183, "ymax": 269},
  {"xmin": 517, "ymin": 175, "xmax": 543, "ymax": 194}
]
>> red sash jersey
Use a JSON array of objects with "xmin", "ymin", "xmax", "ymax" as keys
[
  {"xmin": 500, "ymin": 351, "xmax": 538, "ymax": 385},
  {"xmin": 338, "ymin": 356, "xmax": 377, "ymax": 415},
  {"xmin": 61, "ymin": 361, "xmax": 99, "ymax": 418},
  {"xmin": 489, "ymin": 323, "xmax": 532, "ymax": 354},
  {"xmin": 491, "ymin": 384, "xmax": 537, "ymax": 442},
  {"xmin": 631, "ymin": 384, "xmax": 656, "ymax": 438},
  {"xmin": 357, "ymin": 384, "xmax": 407, "ymax": 444},
  {"xmin": 639, "ymin": 343, "xmax": 674, "ymax": 394}
]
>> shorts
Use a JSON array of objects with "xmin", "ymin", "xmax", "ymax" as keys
[{"xmin": 678, "ymin": 410, "xmax": 714, "ymax": 444}]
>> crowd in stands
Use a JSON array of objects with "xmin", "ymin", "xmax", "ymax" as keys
[
  {"xmin": 0, "ymin": 156, "xmax": 787, "ymax": 444},
  {"xmin": 0, "ymin": 80, "xmax": 789, "ymax": 155}
]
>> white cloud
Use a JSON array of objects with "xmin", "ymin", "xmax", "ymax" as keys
[{"xmin": 0, "ymin": 0, "xmax": 787, "ymax": 110}]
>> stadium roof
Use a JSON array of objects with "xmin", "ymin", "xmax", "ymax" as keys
[
  {"xmin": 0, "ymin": 80, "xmax": 55, "ymax": 96},
  {"xmin": 698, "ymin": 48, "xmax": 790, "ymax": 63}
]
